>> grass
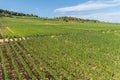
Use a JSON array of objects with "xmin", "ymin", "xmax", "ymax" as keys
[
  {"xmin": 1, "ymin": 17, "xmax": 120, "ymax": 37},
  {"xmin": 20, "ymin": 31, "xmax": 120, "ymax": 79},
  {"xmin": 0, "ymin": 16, "xmax": 120, "ymax": 79},
  {"xmin": 6, "ymin": 44, "xmax": 23, "ymax": 79}
]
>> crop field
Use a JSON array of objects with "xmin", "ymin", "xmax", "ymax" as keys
[{"xmin": 0, "ymin": 17, "xmax": 120, "ymax": 80}]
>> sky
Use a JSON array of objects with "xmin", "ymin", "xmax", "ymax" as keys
[{"xmin": 0, "ymin": 0, "xmax": 120, "ymax": 23}]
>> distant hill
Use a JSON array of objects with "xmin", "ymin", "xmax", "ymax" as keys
[
  {"xmin": 0, "ymin": 9, "xmax": 38, "ymax": 17},
  {"xmin": 38, "ymin": 16, "xmax": 99, "ymax": 23},
  {"xmin": 55, "ymin": 16, "xmax": 99, "ymax": 23}
]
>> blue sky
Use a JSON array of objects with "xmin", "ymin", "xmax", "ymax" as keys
[{"xmin": 0, "ymin": 0, "xmax": 120, "ymax": 23}]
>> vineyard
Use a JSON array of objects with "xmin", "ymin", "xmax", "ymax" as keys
[{"xmin": 0, "ymin": 17, "xmax": 120, "ymax": 80}]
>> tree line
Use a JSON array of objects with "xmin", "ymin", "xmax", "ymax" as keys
[
  {"xmin": 55, "ymin": 16, "xmax": 99, "ymax": 23},
  {"xmin": 38, "ymin": 16, "xmax": 99, "ymax": 23},
  {"xmin": 0, "ymin": 9, "xmax": 38, "ymax": 17}
]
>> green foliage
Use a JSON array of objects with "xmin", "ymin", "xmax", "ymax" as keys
[
  {"xmin": 19, "ymin": 31, "xmax": 120, "ymax": 79},
  {"xmin": 0, "ymin": 9, "xmax": 38, "ymax": 17},
  {"xmin": 55, "ymin": 16, "xmax": 99, "ymax": 23},
  {"xmin": 0, "ymin": 16, "xmax": 120, "ymax": 79}
]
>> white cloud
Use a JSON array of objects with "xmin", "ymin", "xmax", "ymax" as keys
[
  {"xmin": 55, "ymin": 0, "xmax": 120, "ymax": 12},
  {"xmin": 54, "ymin": 0, "xmax": 120, "ymax": 23},
  {"xmin": 68, "ymin": 12, "xmax": 120, "ymax": 23}
]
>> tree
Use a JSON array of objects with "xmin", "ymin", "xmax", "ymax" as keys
[{"xmin": 0, "ymin": 8, "xmax": 39, "ymax": 17}]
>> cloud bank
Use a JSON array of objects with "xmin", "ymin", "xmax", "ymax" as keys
[
  {"xmin": 68, "ymin": 12, "xmax": 120, "ymax": 23},
  {"xmin": 55, "ymin": 0, "xmax": 120, "ymax": 12}
]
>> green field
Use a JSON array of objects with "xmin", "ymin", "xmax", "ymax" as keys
[{"xmin": 0, "ymin": 17, "xmax": 120, "ymax": 80}]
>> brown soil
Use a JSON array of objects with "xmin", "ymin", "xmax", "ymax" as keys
[
  {"xmin": 0, "ymin": 57, "xmax": 4, "ymax": 80},
  {"xmin": 18, "ymin": 42, "xmax": 68, "ymax": 80},
  {"xmin": 9, "ymin": 43, "xmax": 31, "ymax": 80},
  {"xmin": 1, "ymin": 45, "xmax": 17, "ymax": 80}
]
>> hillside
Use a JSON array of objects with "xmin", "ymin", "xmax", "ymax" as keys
[
  {"xmin": 55, "ymin": 16, "xmax": 99, "ymax": 23},
  {"xmin": 0, "ymin": 10, "xmax": 120, "ymax": 80}
]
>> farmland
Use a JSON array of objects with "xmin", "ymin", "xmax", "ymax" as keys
[{"xmin": 0, "ymin": 16, "xmax": 120, "ymax": 80}]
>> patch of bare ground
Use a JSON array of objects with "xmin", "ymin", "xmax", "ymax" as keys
[
  {"xmin": 88, "ymin": 63, "xmax": 97, "ymax": 70},
  {"xmin": 0, "ymin": 39, "xmax": 3, "ymax": 43}
]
